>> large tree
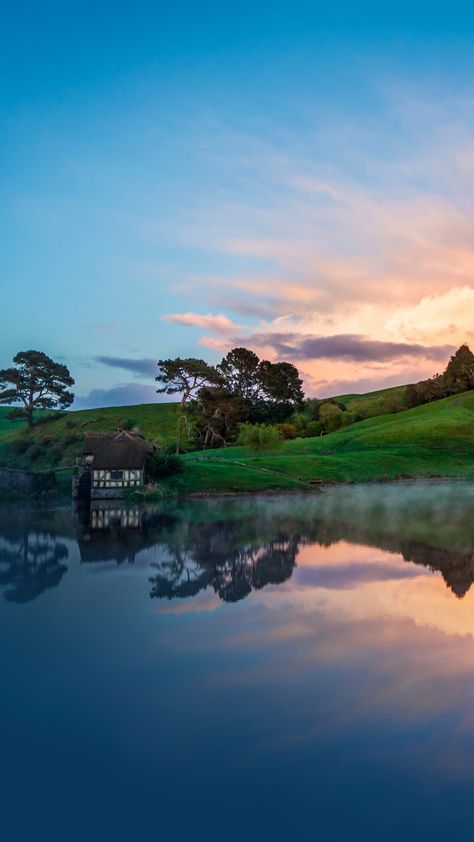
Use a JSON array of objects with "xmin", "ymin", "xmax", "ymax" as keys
[
  {"xmin": 258, "ymin": 360, "xmax": 304, "ymax": 407},
  {"xmin": 218, "ymin": 347, "xmax": 305, "ymax": 421},
  {"xmin": 0, "ymin": 350, "xmax": 75, "ymax": 428},
  {"xmin": 156, "ymin": 357, "xmax": 223, "ymax": 452},
  {"xmin": 191, "ymin": 386, "xmax": 249, "ymax": 448},
  {"xmin": 217, "ymin": 347, "xmax": 261, "ymax": 401},
  {"xmin": 444, "ymin": 344, "xmax": 474, "ymax": 393}
]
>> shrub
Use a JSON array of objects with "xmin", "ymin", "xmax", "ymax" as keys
[
  {"xmin": 277, "ymin": 423, "xmax": 298, "ymax": 440},
  {"xmin": 236, "ymin": 423, "xmax": 283, "ymax": 453},
  {"xmin": 117, "ymin": 418, "xmax": 138, "ymax": 431},
  {"xmin": 49, "ymin": 445, "xmax": 63, "ymax": 464},
  {"xmin": 11, "ymin": 438, "xmax": 30, "ymax": 455},
  {"xmin": 39, "ymin": 435, "xmax": 55, "ymax": 447},
  {"xmin": 340, "ymin": 412, "xmax": 356, "ymax": 427},
  {"xmin": 305, "ymin": 420, "xmax": 321, "ymax": 438},
  {"xmin": 63, "ymin": 433, "xmax": 80, "ymax": 446},
  {"xmin": 319, "ymin": 401, "xmax": 344, "ymax": 433},
  {"xmin": 27, "ymin": 445, "xmax": 42, "ymax": 461},
  {"xmin": 146, "ymin": 452, "xmax": 183, "ymax": 481}
]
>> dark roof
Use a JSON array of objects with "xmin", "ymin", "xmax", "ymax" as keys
[{"xmin": 82, "ymin": 431, "xmax": 155, "ymax": 469}]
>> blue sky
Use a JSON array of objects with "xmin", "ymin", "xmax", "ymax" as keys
[{"xmin": 3, "ymin": 1, "xmax": 474, "ymax": 405}]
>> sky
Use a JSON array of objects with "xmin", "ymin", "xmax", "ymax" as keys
[{"xmin": 3, "ymin": 1, "xmax": 474, "ymax": 406}]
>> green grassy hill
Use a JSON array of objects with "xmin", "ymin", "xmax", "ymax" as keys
[
  {"xmin": 2, "ymin": 388, "xmax": 474, "ymax": 494},
  {"xmin": 0, "ymin": 403, "xmax": 181, "ymax": 471},
  {"xmin": 333, "ymin": 384, "xmax": 408, "ymax": 418},
  {"xmin": 169, "ymin": 390, "xmax": 474, "ymax": 493}
]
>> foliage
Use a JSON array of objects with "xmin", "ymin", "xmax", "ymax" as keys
[
  {"xmin": 49, "ymin": 445, "xmax": 63, "ymax": 463},
  {"xmin": 26, "ymin": 444, "xmax": 42, "ymax": 461},
  {"xmin": 218, "ymin": 348, "xmax": 304, "ymax": 422},
  {"xmin": 405, "ymin": 344, "xmax": 474, "ymax": 409},
  {"xmin": 11, "ymin": 438, "xmax": 30, "ymax": 455},
  {"xmin": 217, "ymin": 348, "xmax": 261, "ymax": 401},
  {"xmin": 176, "ymin": 390, "xmax": 474, "ymax": 493},
  {"xmin": 276, "ymin": 422, "xmax": 298, "ymax": 440},
  {"xmin": 318, "ymin": 400, "xmax": 344, "ymax": 432},
  {"xmin": 190, "ymin": 387, "xmax": 249, "ymax": 448},
  {"xmin": 146, "ymin": 451, "xmax": 184, "ymax": 481},
  {"xmin": 117, "ymin": 417, "xmax": 138, "ymax": 431},
  {"xmin": 305, "ymin": 420, "xmax": 321, "ymax": 437},
  {"xmin": 236, "ymin": 422, "xmax": 283, "ymax": 453},
  {"xmin": 0, "ymin": 403, "xmax": 183, "ymax": 471},
  {"xmin": 0, "ymin": 350, "xmax": 74, "ymax": 428},
  {"xmin": 156, "ymin": 357, "xmax": 223, "ymax": 452}
]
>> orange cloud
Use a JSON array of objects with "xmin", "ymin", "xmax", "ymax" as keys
[{"xmin": 163, "ymin": 312, "xmax": 239, "ymax": 333}]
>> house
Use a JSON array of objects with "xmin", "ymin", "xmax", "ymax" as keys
[{"xmin": 75, "ymin": 430, "xmax": 155, "ymax": 499}]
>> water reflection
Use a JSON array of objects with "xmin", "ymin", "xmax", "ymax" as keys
[
  {"xmin": 2, "ymin": 482, "xmax": 474, "ymax": 604},
  {"xmin": 0, "ymin": 510, "xmax": 68, "ymax": 603}
]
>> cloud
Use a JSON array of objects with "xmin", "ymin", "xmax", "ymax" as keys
[
  {"xmin": 74, "ymin": 383, "xmax": 164, "ymax": 409},
  {"xmin": 94, "ymin": 356, "xmax": 157, "ymax": 378},
  {"xmin": 163, "ymin": 312, "xmax": 239, "ymax": 333},
  {"xmin": 296, "ymin": 562, "xmax": 424, "ymax": 589},
  {"xmin": 232, "ymin": 332, "xmax": 454, "ymax": 364}
]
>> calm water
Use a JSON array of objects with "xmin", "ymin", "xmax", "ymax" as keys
[{"xmin": 2, "ymin": 482, "xmax": 474, "ymax": 840}]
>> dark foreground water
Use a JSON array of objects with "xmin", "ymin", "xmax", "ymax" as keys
[{"xmin": 2, "ymin": 482, "xmax": 474, "ymax": 841}]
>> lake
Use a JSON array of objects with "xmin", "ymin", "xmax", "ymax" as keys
[{"xmin": 2, "ymin": 481, "xmax": 474, "ymax": 840}]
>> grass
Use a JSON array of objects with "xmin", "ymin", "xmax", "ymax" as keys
[
  {"xmin": 167, "ymin": 390, "xmax": 474, "ymax": 493},
  {"xmin": 0, "ymin": 403, "xmax": 182, "ymax": 471},
  {"xmin": 2, "ymin": 388, "xmax": 474, "ymax": 494},
  {"xmin": 333, "ymin": 384, "xmax": 408, "ymax": 418}
]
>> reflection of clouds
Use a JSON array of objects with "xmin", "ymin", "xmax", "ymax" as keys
[
  {"xmin": 256, "ymin": 551, "xmax": 474, "ymax": 639},
  {"xmin": 190, "ymin": 574, "xmax": 474, "ymax": 779}
]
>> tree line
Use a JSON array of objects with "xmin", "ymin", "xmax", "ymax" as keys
[
  {"xmin": 2, "ymin": 342, "xmax": 474, "ymax": 455},
  {"xmin": 155, "ymin": 347, "xmax": 305, "ymax": 452},
  {"xmin": 405, "ymin": 344, "xmax": 474, "ymax": 408}
]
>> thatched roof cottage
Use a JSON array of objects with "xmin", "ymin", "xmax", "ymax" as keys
[{"xmin": 77, "ymin": 430, "xmax": 155, "ymax": 499}]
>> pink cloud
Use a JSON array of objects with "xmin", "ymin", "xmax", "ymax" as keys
[{"xmin": 163, "ymin": 312, "xmax": 239, "ymax": 333}]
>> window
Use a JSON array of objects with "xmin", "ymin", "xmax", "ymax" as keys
[{"xmin": 109, "ymin": 470, "xmax": 124, "ymax": 481}]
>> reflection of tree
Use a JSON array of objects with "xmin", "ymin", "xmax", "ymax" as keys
[
  {"xmin": 149, "ymin": 520, "xmax": 298, "ymax": 603},
  {"xmin": 399, "ymin": 540, "xmax": 474, "ymax": 599},
  {"xmin": 0, "ymin": 529, "xmax": 68, "ymax": 603},
  {"xmin": 294, "ymin": 504, "xmax": 474, "ymax": 600}
]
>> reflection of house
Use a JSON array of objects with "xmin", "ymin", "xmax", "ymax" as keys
[
  {"xmin": 91, "ymin": 506, "xmax": 141, "ymax": 529},
  {"xmin": 76, "ymin": 430, "xmax": 155, "ymax": 499}
]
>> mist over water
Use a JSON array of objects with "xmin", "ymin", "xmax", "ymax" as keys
[{"xmin": 2, "ymin": 482, "xmax": 474, "ymax": 840}]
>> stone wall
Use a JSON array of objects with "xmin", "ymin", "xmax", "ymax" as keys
[{"xmin": 0, "ymin": 468, "xmax": 57, "ymax": 497}]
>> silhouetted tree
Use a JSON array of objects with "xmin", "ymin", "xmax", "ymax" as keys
[
  {"xmin": 191, "ymin": 387, "xmax": 249, "ymax": 448},
  {"xmin": 156, "ymin": 358, "xmax": 223, "ymax": 453},
  {"xmin": 444, "ymin": 344, "xmax": 474, "ymax": 393},
  {"xmin": 0, "ymin": 529, "xmax": 68, "ymax": 602},
  {"xmin": 0, "ymin": 350, "xmax": 74, "ymax": 427}
]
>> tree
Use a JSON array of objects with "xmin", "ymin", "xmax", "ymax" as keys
[
  {"xmin": 217, "ymin": 347, "xmax": 261, "ymax": 401},
  {"xmin": 258, "ymin": 360, "xmax": 304, "ymax": 412},
  {"xmin": 191, "ymin": 386, "xmax": 249, "ymax": 448},
  {"xmin": 0, "ymin": 350, "xmax": 75, "ymax": 428},
  {"xmin": 319, "ymin": 400, "xmax": 344, "ymax": 433},
  {"xmin": 444, "ymin": 344, "xmax": 474, "ymax": 393},
  {"xmin": 218, "ymin": 347, "xmax": 305, "ymax": 422},
  {"xmin": 156, "ymin": 358, "xmax": 223, "ymax": 453},
  {"xmin": 236, "ymin": 422, "xmax": 283, "ymax": 453}
]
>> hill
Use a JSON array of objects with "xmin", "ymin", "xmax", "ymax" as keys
[
  {"xmin": 332, "ymin": 384, "xmax": 408, "ymax": 418},
  {"xmin": 2, "ymin": 388, "xmax": 474, "ymax": 494},
  {"xmin": 167, "ymin": 390, "xmax": 474, "ymax": 493},
  {"xmin": 0, "ymin": 403, "xmax": 182, "ymax": 471}
]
